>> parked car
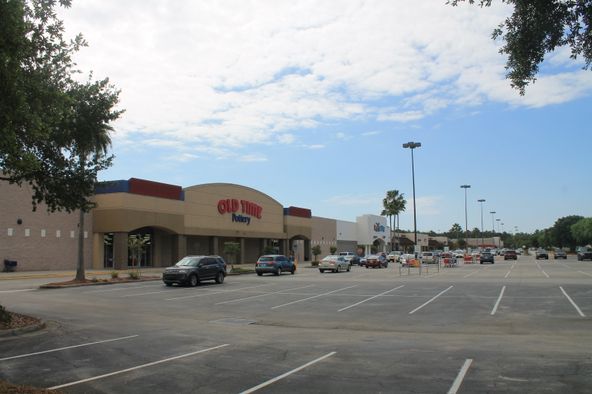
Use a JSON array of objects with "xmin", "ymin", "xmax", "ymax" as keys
[
  {"xmin": 365, "ymin": 254, "xmax": 388, "ymax": 268},
  {"xmin": 256, "ymin": 255, "xmax": 295, "ymax": 276},
  {"xmin": 350, "ymin": 255, "xmax": 362, "ymax": 266},
  {"xmin": 504, "ymin": 250, "xmax": 518, "ymax": 260},
  {"xmin": 319, "ymin": 255, "xmax": 350, "ymax": 273},
  {"xmin": 480, "ymin": 252, "xmax": 495, "ymax": 264},
  {"xmin": 400, "ymin": 253, "xmax": 420, "ymax": 267},
  {"xmin": 554, "ymin": 249, "xmax": 567, "ymax": 260},
  {"xmin": 577, "ymin": 247, "xmax": 592, "ymax": 261},
  {"xmin": 420, "ymin": 252, "xmax": 436, "ymax": 264},
  {"xmin": 387, "ymin": 251, "xmax": 402, "ymax": 263},
  {"xmin": 535, "ymin": 249, "xmax": 549, "ymax": 259},
  {"xmin": 163, "ymin": 255, "xmax": 227, "ymax": 286}
]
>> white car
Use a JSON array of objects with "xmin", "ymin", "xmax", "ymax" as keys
[
  {"xmin": 387, "ymin": 251, "xmax": 402, "ymax": 262},
  {"xmin": 319, "ymin": 255, "xmax": 351, "ymax": 273}
]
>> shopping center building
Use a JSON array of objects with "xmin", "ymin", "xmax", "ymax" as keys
[{"xmin": 1, "ymin": 177, "xmax": 393, "ymax": 271}]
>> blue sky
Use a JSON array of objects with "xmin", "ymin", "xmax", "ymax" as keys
[{"xmin": 59, "ymin": 1, "xmax": 592, "ymax": 234}]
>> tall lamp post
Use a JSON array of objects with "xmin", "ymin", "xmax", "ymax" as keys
[
  {"xmin": 460, "ymin": 185, "xmax": 471, "ymax": 252},
  {"xmin": 403, "ymin": 141, "xmax": 421, "ymax": 256},
  {"xmin": 490, "ymin": 211, "xmax": 496, "ymax": 233},
  {"xmin": 478, "ymin": 199, "xmax": 486, "ymax": 248},
  {"xmin": 496, "ymin": 218, "xmax": 501, "ymax": 248}
]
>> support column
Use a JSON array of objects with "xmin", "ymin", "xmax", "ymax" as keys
[
  {"xmin": 212, "ymin": 236, "xmax": 219, "ymax": 255},
  {"xmin": 92, "ymin": 233, "xmax": 104, "ymax": 269},
  {"xmin": 240, "ymin": 238, "xmax": 246, "ymax": 264},
  {"xmin": 174, "ymin": 235, "xmax": 187, "ymax": 263},
  {"xmin": 113, "ymin": 232, "xmax": 129, "ymax": 269}
]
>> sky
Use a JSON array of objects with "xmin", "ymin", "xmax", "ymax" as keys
[{"xmin": 58, "ymin": 0, "xmax": 592, "ymax": 234}]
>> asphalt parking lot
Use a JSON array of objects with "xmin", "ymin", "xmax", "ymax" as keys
[{"xmin": 1, "ymin": 255, "xmax": 591, "ymax": 393}]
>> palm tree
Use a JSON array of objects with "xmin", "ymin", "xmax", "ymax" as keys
[
  {"xmin": 68, "ymin": 79, "xmax": 122, "ymax": 281},
  {"xmin": 381, "ymin": 190, "xmax": 406, "ymax": 250}
]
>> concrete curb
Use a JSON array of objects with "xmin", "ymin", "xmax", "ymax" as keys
[
  {"xmin": 39, "ymin": 277, "xmax": 162, "ymax": 289},
  {"xmin": 0, "ymin": 321, "xmax": 46, "ymax": 338}
]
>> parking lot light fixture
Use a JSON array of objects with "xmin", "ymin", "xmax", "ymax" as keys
[
  {"xmin": 490, "ymin": 211, "xmax": 496, "ymax": 233},
  {"xmin": 478, "ymin": 199, "xmax": 486, "ymax": 248},
  {"xmin": 402, "ymin": 142, "xmax": 421, "ymax": 255},
  {"xmin": 460, "ymin": 185, "xmax": 471, "ymax": 252}
]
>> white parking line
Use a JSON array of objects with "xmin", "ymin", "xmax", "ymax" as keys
[
  {"xmin": 0, "ymin": 288, "xmax": 36, "ymax": 293},
  {"xmin": 559, "ymin": 286, "xmax": 586, "ymax": 317},
  {"xmin": 338, "ymin": 285, "xmax": 405, "ymax": 312},
  {"xmin": 239, "ymin": 351, "xmax": 336, "ymax": 394},
  {"xmin": 577, "ymin": 271, "xmax": 592, "ymax": 278},
  {"xmin": 271, "ymin": 285, "xmax": 358, "ymax": 309},
  {"xmin": 47, "ymin": 344, "xmax": 230, "ymax": 390},
  {"xmin": 166, "ymin": 284, "xmax": 269, "ymax": 301},
  {"xmin": 215, "ymin": 285, "xmax": 315, "ymax": 305},
  {"xmin": 490, "ymin": 286, "xmax": 506, "ymax": 316},
  {"xmin": 408, "ymin": 286, "xmax": 454, "ymax": 314},
  {"xmin": 541, "ymin": 270, "xmax": 550, "ymax": 278},
  {"xmin": 447, "ymin": 358, "xmax": 473, "ymax": 394},
  {"xmin": 0, "ymin": 335, "xmax": 139, "ymax": 362}
]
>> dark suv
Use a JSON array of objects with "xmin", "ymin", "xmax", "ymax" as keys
[
  {"xmin": 163, "ymin": 255, "xmax": 227, "ymax": 286},
  {"xmin": 577, "ymin": 247, "xmax": 592, "ymax": 261},
  {"xmin": 480, "ymin": 252, "xmax": 495, "ymax": 264},
  {"xmin": 256, "ymin": 255, "xmax": 295, "ymax": 276}
]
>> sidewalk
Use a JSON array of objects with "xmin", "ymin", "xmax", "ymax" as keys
[{"xmin": 0, "ymin": 267, "xmax": 164, "ymax": 281}]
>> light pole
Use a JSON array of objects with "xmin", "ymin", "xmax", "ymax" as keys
[
  {"xmin": 490, "ymin": 211, "xmax": 496, "ymax": 233},
  {"xmin": 460, "ymin": 185, "xmax": 471, "ymax": 252},
  {"xmin": 403, "ymin": 141, "xmax": 421, "ymax": 256},
  {"xmin": 496, "ymin": 218, "xmax": 501, "ymax": 233},
  {"xmin": 478, "ymin": 199, "xmax": 486, "ymax": 248}
]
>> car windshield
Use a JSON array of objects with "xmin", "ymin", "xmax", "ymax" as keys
[{"xmin": 175, "ymin": 257, "xmax": 199, "ymax": 267}]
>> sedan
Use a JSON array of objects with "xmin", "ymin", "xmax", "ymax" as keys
[
  {"xmin": 365, "ymin": 254, "xmax": 388, "ymax": 268},
  {"xmin": 535, "ymin": 249, "xmax": 549, "ymax": 259},
  {"xmin": 319, "ymin": 255, "xmax": 350, "ymax": 273},
  {"xmin": 256, "ymin": 255, "xmax": 296, "ymax": 276},
  {"xmin": 504, "ymin": 250, "xmax": 518, "ymax": 260},
  {"xmin": 554, "ymin": 249, "xmax": 567, "ymax": 260}
]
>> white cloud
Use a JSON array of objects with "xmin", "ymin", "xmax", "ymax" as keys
[{"xmin": 59, "ymin": 0, "xmax": 590, "ymax": 157}]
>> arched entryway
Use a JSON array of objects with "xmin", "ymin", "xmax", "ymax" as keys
[{"xmin": 289, "ymin": 235, "xmax": 311, "ymax": 262}]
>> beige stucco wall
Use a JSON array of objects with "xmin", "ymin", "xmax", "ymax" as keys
[
  {"xmin": 0, "ymin": 180, "xmax": 92, "ymax": 271},
  {"xmin": 311, "ymin": 216, "xmax": 337, "ymax": 258}
]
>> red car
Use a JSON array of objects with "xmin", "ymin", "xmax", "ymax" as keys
[
  {"xmin": 365, "ymin": 254, "xmax": 388, "ymax": 268},
  {"xmin": 504, "ymin": 250, "xmax": 518, "ymax": 260}
]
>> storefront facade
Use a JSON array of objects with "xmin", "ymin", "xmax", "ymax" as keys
[{"xmin": 92, "ymin": 178, "xmax": 312, "ymax": 269}]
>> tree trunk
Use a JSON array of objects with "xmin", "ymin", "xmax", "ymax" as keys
[{"xmin": 75, "ymin": 209, "xmax": 86, "ymax": 281}]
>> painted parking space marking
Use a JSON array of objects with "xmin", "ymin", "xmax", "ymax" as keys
[
  {"xmin": 447, "ymin": 358, "xmax": 473, "ymax": 394},
  {"xmin": 409, "ymin": 286, "xmax": 454, "ymax": 314},
  {"xmin": 165, "ymin": 284, "xmax": 269, "ymax": 301},
  {"xmin": 338, "ymin": 285, "xmax": 405, "ymax": 312},
  {"xmin": 0, "ymin": 335, "xmax": 139, "ymax": 362},
  {"xmin": 559, "ymin": 286, "xmax": 586, "ymax": 317},
  {"xmin": 47, "ymin": 344, "xmax": 230, "ymax": 390},
  {"xmin": 0, "ymin": 288, "xmax": 36, "ymax": 293},
  {"xmin": 577, "ymin": 271, "xmax": 592, "ymax": 278},
  {"xmin": 239, "ymin": 351, "xmax": 336, "ymax": 394},
  {"xmin": 271, "ymin": 285, "xmax": 358, "ymax": 309},
  {"xmin": 490, "ymin": 286, "xmax": 506, "ymax": 316},
  {"xmin": 215, "ymin": 285, "xmax": 315, "ymax": 305}
]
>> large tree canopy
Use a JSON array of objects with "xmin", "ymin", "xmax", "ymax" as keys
[
  {"xmin": 0, "ymin": 0, "xmax": 122, "ymax": 212},
  {"xmin": 449, "ymin": 0, "xmax": 592, "ymax": 94}
]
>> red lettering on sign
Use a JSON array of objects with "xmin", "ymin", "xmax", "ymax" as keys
[{"xmin": 219, "ymin": 198, "xmax": 262, "ymax": 219}]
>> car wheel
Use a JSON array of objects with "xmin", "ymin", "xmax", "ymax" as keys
[
  {"xmin": 347, "ymin": 265, "xmax": 351, "ymax": 272},
  {"xmin": 257, "ymin": 272, "xmax": 263, "ymax": 276},
  {"xmin": 291, "ymin": 268, "xmax": 295, "ymax": 275},
  {"xmin": 215, "ymin": 271, "xmax": 224, "ymax": 284},
  {"xmin": 276, "ymin": 268, "xmax": 282, "ymax": 276},
  {"xmin": 188, "ymin": 274, "xmax": 198, "ymax": 287},
  {"xmin": 319, "ymin": 269, "xmax": 324, "ymax": 273},
  {"xmin": 164, "ymin": 281, "xmax": 172, "ymax": 287}
]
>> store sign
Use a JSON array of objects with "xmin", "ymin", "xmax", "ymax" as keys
[
  {"xmin": 217, "ymin": 198, "xmax": 263, "ymax": 225},
  {"xmin": 374, "ymin": 223, "xmax": 385, "ymax": 232}
]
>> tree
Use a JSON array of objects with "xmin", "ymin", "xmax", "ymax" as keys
[
  {"xmin": 128, "ymin": 234, "xmax": 150, "ymax": 275},
  {"xmin": 449, "ymin": 1, "xmax": 592, "ymax": 95},
  {"xmin": 571, "ymin": 218, "xmax": 592, "ymax": 246},
  {"xmin": 311, "ymin": 245, "xmax": 322, "ymax": 262},
  {"xmin": 448, "ymin": 223, "xmax": 463, "ymax": 239},
  {"xmin": 381, "ymin": 190, "xmax": 406, "ymax": 250},
  {"xmin": 223, "ymin": 242, "xmax": 241, "ymax": 269},
  {"xmin": 330, "ymin": 246, "xmax": 337, "ymax": 255},
  {"xmin": 0, "ymin": 0, "xmax": 121, "ymax": 212},
  {"xmin": 70, "ymin": 78, "xmax": 122, "ymax": 281},
  {"xmin": 549, "ymin": 215, "xmax": 583, "ymax": 249}
]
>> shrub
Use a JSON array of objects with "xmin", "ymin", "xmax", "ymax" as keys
[
  {"xmin": 0, "ymin": 305, "xmax": 12, "ymax": 325},
  {"xmin": 127, "ymin": 270, "xmax": 140, "ymax": 280},
  {"xmin": 91, "ymin": 277, "xmax": 98, "ymax": 283},
  {"xmin": 110, "ymin": 270, "xmax": 119, "ymax": 279}
]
